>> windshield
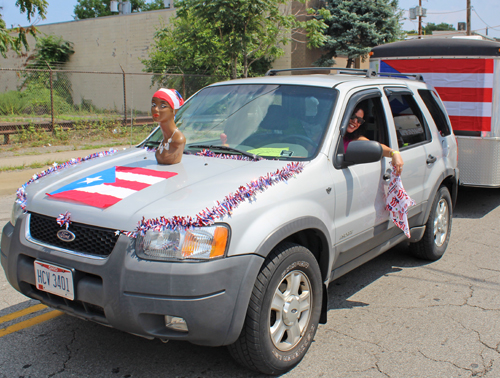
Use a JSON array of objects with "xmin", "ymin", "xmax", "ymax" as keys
[{"xmin": 143, "ymin": 84, "xmax": 337, "ymax": 160}]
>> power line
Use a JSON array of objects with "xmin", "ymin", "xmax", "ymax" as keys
[
  {"xmin": 425, "ymin": 9, "xmax": 467, "ymax": 15},
  {"xmin": 472, "ymin": 7, "xmax": 500, "ymax": 32}
]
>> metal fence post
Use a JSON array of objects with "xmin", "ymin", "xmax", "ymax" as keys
[
  {"xmin": 121, "ymin": 65, "xmax": 127, "ymax": 127},
  {"xmin": 182, "ymin": 74, "xmax": 186, "ymax": 100},
  {"xmin": 46, "ymin": 62, "xmax": 55, "ymax": 132}
]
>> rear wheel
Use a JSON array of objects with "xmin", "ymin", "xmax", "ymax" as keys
[
  {"xmin": 410, "ymin": 186, "xmax": 452, "ymax": 260},
  {"xmin": 228, "ymin": 243, "xmax": 322, "ymax": 375}
]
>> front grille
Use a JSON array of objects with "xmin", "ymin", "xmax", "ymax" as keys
[{"xmin": 29, "ymin": 213, "xmax": 119, "ymax": 257}]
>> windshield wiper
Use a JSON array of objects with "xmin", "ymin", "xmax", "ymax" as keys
[
  {"xmin": 189, "ymin": 144, "xmax": 260, "ymax": 160},
  {"xmin": 143, "ymin": 140, "xmax": 160, "ymax": 147}
]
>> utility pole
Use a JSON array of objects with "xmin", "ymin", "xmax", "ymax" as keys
[
  {"xmin": 418, "ymin": 0, "xmax": 422, "ymax": 38},
  {"xmin": 467, "ymin": 0, "xmax": 471, "ymax": 35}
]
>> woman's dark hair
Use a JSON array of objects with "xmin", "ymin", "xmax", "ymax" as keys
[{"xmin": 345, "ymin": 104, "xmax": 367, "ymax": 141}]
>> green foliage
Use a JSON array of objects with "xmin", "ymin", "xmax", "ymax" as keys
[
  {"xmin": 0, "ymin": 91, "xmax": 29, "ymax": 115},
  {"xmin": 424, "ymin": 22, "xmax": 456, "ymax": 35},
  {"xmin": 30, "ymin": 35, "xmax": 75, "ymax": 68},
  {"xmin": 22, "ymin": 83, "xmax": 73, "ymax": 115},
  {"xmin": 0, "ymin": 0, "xmax": 48, "ymax": 58},
  {"xmin": 19, "ymin": 35, "xmax": 75, "ymax": 109},
  {"xmin": 143, "ymin": 0, "xmax": 330, "ymax": 80},
  {"xmin": 316, "ymin": 0, "xmax": 402, "ymax": 68},
  {"xmin": 74, "ymin": 0, "xmax": 167, "ymax": 19}
]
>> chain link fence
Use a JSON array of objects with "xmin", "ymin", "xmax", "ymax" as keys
[{"xmin": 0, "ymin": 68, "xmax": 224, "ymax": 144}]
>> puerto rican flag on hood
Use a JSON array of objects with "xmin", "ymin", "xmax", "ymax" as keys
[
  {"xmin": 379, "ymin": 58, "xmax": 494, "ymax": 132},
  {"xmin": 47, "ymin": 166, "xmax": 177, "ymax": 209}
]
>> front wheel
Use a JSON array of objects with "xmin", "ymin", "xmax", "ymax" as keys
[
  {"xmin": 410, "ymin": 186, "xmax": 452, "ymax": 261},
  {"xmin": 228, "ymin": 243, "xmax": 322, "ymax": 375}
]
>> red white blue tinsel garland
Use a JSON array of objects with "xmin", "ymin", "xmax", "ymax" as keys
[
  {"xmin": 120, "ymin": 162, "xmax": 304, "ymax": 238},
  {"xmin": 145, "ymin": 146, "xmax": 262, "ymax": 162},
  {"xmin": 15, "ymin": 149, "xmax": 117, "ymax": 211},
  {"xmin": 56, "ymin": 211, "xmax": 72, "ymax": 229},
  {"xmin": 195, "ymin": 149, "xmax": 262, "ymax": 161}
]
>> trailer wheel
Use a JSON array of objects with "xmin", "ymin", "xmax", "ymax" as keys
[{"xmin": 410, "ymin": 186, "xmax": 452, "ymax": 261}]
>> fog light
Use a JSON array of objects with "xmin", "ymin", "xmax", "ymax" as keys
[{"xmin": 165, "ymin": 315, "xmax": 188, "ymax": 332}]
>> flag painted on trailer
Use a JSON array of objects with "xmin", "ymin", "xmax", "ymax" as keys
[
  {"xmin": 380, "ymin": 59, "xmax": 494, "ymax": 132},
  {"xmin": 47, "ymin": 166, "xmax": 177, "ymax": 208}
]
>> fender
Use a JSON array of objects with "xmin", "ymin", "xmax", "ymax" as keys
[
  {"xmin": 422, "ymin": 168, "xmax": 458, "ymax": 227},
  {"xmin": 254, "ymin": 216, "xmax": 333, "ymax": 282}
]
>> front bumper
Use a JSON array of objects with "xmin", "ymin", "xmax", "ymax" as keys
[{"xmin": 1, "ymin": 215, "xmax": 264, "ymax": 346}]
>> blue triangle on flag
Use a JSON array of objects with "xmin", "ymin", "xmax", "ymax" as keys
[{"xmin": 49, "ymin": 167, "xmax": 116, "ymax": 195}]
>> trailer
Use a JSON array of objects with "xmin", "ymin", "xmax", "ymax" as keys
[{"xmin": 370, "ymin": 38, "xmax": 500, "ymax": 187}]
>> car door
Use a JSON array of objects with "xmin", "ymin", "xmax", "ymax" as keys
[
  {"xmin": 331, "ymin": 88, "xmax": 393, "ymax": 269},
  {"xmin": 382, "ymin": 87, "xmax": 432, "ymax": 219}
]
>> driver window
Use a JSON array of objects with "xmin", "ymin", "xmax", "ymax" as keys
[{"xmin": 341, "ymin": 97, "xmax": 389, "ymax": 150}]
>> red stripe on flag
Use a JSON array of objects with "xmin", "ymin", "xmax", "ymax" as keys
[
  {"xmin": 383, "ymin": 59, "xmax": 494, "ymax": 74},
  {"xmin": 48, "ymin": 190, "xmax": 121, "ymax": 208},
  {"xmin": 104, "ymin": 179, "xmax": 150, "ymax": 191},
  {"xmin": 116, "ymin": 166, "xmax": 178, "ymax": 179},
  {"xmin": 449, "ymin": 116, "xmax": 491, "ymax": 132},
  {"xmin": 435, "ymin": 87, "xmax": 493, "ymax": 103}
]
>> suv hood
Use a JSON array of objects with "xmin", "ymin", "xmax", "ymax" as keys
[{"xmin": 25, "ymin": 148, "xmax": 297, "ymax": 231}]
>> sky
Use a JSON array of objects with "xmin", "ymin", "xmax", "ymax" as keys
[{"xmin": 1, "ymin": 0, "xmax": 499, "ymax": 39}]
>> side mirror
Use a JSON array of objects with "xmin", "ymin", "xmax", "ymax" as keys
[{"xmin": 343, "ymin": 140, "xmax": 383, "ymax": 167}]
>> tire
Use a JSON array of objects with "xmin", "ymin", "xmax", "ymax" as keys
[
  {"xmin": 228, "ymin": 243, "xmax": 322, "ymax": 375},
  {"xmin": 410, "ymin": 186, "xmax": 452, "ymax": 261}
]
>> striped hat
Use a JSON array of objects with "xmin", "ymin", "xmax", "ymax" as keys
[{"xmin": 152, "ymin": 88, "xmax": 184, "ymax": 110}]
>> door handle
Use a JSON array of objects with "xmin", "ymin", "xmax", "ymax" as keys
[
  {"xmin": 426, "ymin": 154, "xmax": 437, "ymax": 164},
  {"xmin": 383, "ymin": 169, "xmax": 392, "ymax": 181}
]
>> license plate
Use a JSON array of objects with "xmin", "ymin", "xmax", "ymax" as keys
[{"xmin": 34, "ymin": 261, "xmax": 74, "ymax": 300}]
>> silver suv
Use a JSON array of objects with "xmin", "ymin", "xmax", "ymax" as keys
[{"xmin": 2, "ymin": 68, "xmax": 458, "ymax": 375}]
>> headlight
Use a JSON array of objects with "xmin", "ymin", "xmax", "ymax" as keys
[
  {"xmin": 10, "ymin": 201, "xmax": 23, "ymax": 227},
  {"xmin": 136, "ymin": 225, "xmax": 230, "ymax": 261}
]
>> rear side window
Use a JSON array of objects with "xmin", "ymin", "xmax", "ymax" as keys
[
  {"xmin": 418, "ymin": 89, "xmax": 452, "ymax": 136},
  {"xmin": 386, "ymin": 91, "xmax": 430, "ymax": 149}
]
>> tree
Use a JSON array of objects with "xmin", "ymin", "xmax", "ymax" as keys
[
  {"xmin": 22, "ymin": 35, "xmax": 75, "ymax": 106},
  {"xmin": 423, "ymin": 22, "xmax": 456, "ymax": 35},
  {"xmin": 29, "ymin": 35, "xmax": 75, "ymax": 68},
  {"xmin": 0, "ymin": 0, "xmax": 48, "ymax": 58},
  {"xmin": 143, "ymin": 0, "xmax": 330, "ymax": 80},
  {"xmin": 316, "ymin": 0, "xmax": 402, "ymax": 68},
  {"xmin": 74, "ymin": 0, "xmax": 165, "ymax": 19}
]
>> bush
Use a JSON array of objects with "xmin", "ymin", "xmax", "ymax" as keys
[
  {"xmin": 0, "ymin": 91, "xmax": 29, "ymax": 115},
  {"xmin": 23, "ymin": 83, "xmax": 73, "ymax": 115}
]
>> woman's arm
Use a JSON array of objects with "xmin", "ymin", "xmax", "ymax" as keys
[
  {"xmin": 353, "ymin": 136, "xmax": 404, "ymax": 175},
  {"xmin": 381, "ymin": 143, "xmax": 404, "ymax": 176}
]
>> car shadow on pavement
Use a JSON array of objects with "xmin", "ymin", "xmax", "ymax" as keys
[
  {"xmin": 0, "ymin": 298, "xmax": 268, "ymax": 378},
  {"xmin": 326, "ymin": 243, "xmax": 429, "ymax": 311},
  {"xmin": 454, "ymin": 186, "xmax": 500, "ymax": 219}
]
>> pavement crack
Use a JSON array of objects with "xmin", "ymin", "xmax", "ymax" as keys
[
  {"xmin": 47, "ymin": 328, "xmax": 76, "ymax": 377},
  {"xmin": 418, "ymin": 349, "xmax": 472, "ymax": 373},
  {"xmin": 478, "ymin": 267, "xmax": 500, "ymax": 273},
  {"xmin": 374, "ymin": 361, "xmax": 390, "ymax": 377},
  {"xmin": 330, "ymin": 328, "xmax": 383, "ymax": 349}
]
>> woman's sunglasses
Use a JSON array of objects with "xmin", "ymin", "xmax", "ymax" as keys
[{"xmin": 350, "ymin": 116, "xmax": 365, "ymax": 125}]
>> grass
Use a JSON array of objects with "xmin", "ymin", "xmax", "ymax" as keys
[
  {"xmin": 2, "ymin": 121, "xmax": 154, "ymax": 149},
  {"xmin": 0, "ymin": 160, "xmax": 67, "ymax": 172}
]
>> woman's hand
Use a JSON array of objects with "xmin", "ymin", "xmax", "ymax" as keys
[{"xmin": 391, "ymin": 151, "xmax": 404, "ymax": 176}]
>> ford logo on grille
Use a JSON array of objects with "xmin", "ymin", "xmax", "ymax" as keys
[{"xmin": 57, "ymin": 230, "xmax": 76, "ymax": 242}]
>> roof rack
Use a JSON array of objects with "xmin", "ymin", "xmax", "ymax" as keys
[
  {"xmin": 265, "ymin": 67, "xmax": 367, "ymax": 76},
  {"xmin": 373, "ymin": 71, "xmax": 425, "ymax": 82},
  {"xmin": 264, "ymin": 67, "xmax": 425, "ymax": 82}
]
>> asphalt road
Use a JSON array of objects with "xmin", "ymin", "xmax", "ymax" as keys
[{"xmin": 1, "ymin": 184, "xmax": 499, "ymax": 378}]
